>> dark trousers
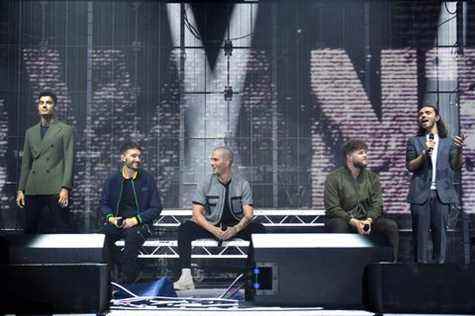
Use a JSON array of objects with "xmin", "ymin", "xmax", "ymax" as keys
[
  {"xmin": 103, "ymin": 223, "xmax": 150, "ymax": 283},
  {"xmin": 177, "ymin": 221, "xmax": 266, "ymax": 269},
  {"xmin": 410, "ymin": 190, "xmax": 449, "ymax": 263},
  {"xmin": 326, "ymin": 217, "xmax": 399, "ymax": 261},
  {"xmin": 24, "ymin": 195, "xmax": 72, "ymax": 233}
]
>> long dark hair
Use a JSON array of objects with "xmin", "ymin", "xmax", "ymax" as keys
[{"xmin": 416, "ymin": 105, "xmax": 448, "ymax": 138}]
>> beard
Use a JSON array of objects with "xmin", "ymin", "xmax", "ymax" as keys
[
  {"xmin": 353, "ymin": 160, "xmax": 367, "ymax": 169},
  {"xmin": 419, "ymin": 119, "xmax": 436, "ymax": 131},
  {"xmin": 125, "ymin": 161, "xmax": 140, "ymax": 171}
]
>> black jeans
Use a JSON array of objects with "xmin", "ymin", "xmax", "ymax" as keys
[
  {"xmin": 24, "ymin": 195, "xmax": 72, "ymax": 233},
  {"xmin": 177, "ymin": 221, "xmax": 266, "ymax": 269},
  {"xmin": 325, "ymin": 217, "xmax": 399, "ymax": 261},
  {"xmin": 103, "ymin": 223, "xmax": 150, "ymax": 282},
  {"xmin": 410, "ymin": 190, "xmax": 449, "ymax": 263}
]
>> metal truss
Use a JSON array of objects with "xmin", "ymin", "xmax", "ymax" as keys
[
  {"xmin": 117, "ymin": 209, "xmax": 326, "ymax": 259},
  {"xmin": 115, "ymin": 239, "xmax": 251, "ymax": 259},
  {"xmin": 154, "ymin": 209, "xmax": 326, "ymax": 228}
]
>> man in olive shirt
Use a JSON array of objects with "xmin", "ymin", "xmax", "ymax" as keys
[{"xmin": 324, "ymin": 139, "xmax": 399, "ymax": 261}]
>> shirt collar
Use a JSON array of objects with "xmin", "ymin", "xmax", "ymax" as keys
[
  {"xmin": 425, "ymin": 133, "xmax": 439, "ymax": 141},
  {"xmin": 40, "ymin": 118, "xmax": 56, "ymax": 128}
]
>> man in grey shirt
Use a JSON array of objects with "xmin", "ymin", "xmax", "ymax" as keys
[{"xmin": 174, "ymin": 147, "xmax": 265, "ymax": 290}]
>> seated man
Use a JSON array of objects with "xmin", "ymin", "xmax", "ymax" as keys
[
  {"xmin": 324, "ymin": 139, "xmax": 399, "ymax": 261},
  {"xmin": 174, "ymin": 146, "xmax": 265, "ymax": 290},
  {"xmin": 101, "ymin": 141, "xmax": 163, "ymax": 283}
]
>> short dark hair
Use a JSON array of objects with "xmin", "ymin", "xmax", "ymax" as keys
[
  {"xmin": 213, "ymin": 146, "xmax": 234, "ymax": 165},
  {"xmin": 120, "ymin": 141, "xmax": 143, "ymax": 155},
  {"xmin": 38, "ymin": 91, "xmax": 57, "ymax": 105},
  {"xmin": 342, "ymin": 139, "xmax": 368, "ymax": 160},
  {"xmin": 416, "ymin": 104, "xmax": 448, "ymax": 138}
]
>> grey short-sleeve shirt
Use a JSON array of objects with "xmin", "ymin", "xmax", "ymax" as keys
[{"xmin": 192, "ymin": 174, "xmax": 253, "ymax": 225}]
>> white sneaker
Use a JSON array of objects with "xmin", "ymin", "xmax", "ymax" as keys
[{"xmin": 173, "ymin": 271, "xmax": 195, "ymax": 290}]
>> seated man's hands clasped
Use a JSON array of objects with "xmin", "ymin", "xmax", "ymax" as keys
[
  {"xmin": 350, "ymin": 218, "xmax": 372, "ymax": 235},
  {"xmin": 109, "ymin": 216, "xmax": 139, "ymax": 229}
]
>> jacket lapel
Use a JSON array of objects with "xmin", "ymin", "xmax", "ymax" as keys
[
  {"xmin": 436, "ymin": 137, "xmax": 449, "ymax": 169},
  {"xmin": 30, "ymin": 123, "xmax": 42, "ymax": 148},
  {"xmin": 416, "ymin": 136, "xmax": 426, "ymax": 152},
  {"xmin": 39, "ymin": 121, "xmax": 62, "ymax": 155}
]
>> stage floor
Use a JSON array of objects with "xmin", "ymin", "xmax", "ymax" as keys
[
  {"xmin": 105, "ymin": 288, "xmax": 474, "ymax": 316},
  {"xmin": 108, "ymin": 309, "xmax": 473, "ymax": 316}
]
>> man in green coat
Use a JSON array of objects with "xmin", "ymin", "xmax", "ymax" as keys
[
  {"xmin": 16, "ymin": 91, "xmax": 74, "ymax": 233},
  {"xmin": 324, "ymin": 139, "xmax": 399, "ymax": 261}
]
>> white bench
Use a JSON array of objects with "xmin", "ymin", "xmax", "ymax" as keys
[{"xmin": 116, "ymin": 209, "xmax": 325, "ymax": 259}]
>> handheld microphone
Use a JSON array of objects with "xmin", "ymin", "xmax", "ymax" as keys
[
  {"xmin": 427, "ymin": 133, "xmax": 435, "ymax": 155},
  {"xmin": 363, "ymin": 224, "xmax": 370, "ymax": 232}
]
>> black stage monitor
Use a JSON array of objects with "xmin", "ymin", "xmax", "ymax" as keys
[
  {"xmin": 0, "ymin": 234, "xmax": 109, "ymax": 314},
  {"xmin": 251, "ymin": 233, "xmax": 391, "ymax": 308}
]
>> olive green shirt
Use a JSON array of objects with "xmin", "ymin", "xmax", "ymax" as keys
[{"xmin": 324, "ymin": 166, "xmax": 383, "ymax": 223}]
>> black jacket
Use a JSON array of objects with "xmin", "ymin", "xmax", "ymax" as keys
[{"xmin": 100, "ymin": 169, "xmax": 162, "ymax": 224}]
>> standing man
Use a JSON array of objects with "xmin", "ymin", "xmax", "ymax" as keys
[
  {"xmin": 324, "ymin": 139, "xmax": 399, "ymax": 261},
  {"xmin": 16, "ymin": 91, "xmax": 74, "ymax": 233},
  {"xmin": 174, "ymin": 147, "xmax": 265, "ymax": 291},
  {"xmin": 101, "ymin": 141, "xmax": 162, "ymax": 283},
  {"xmin": 406, "ymin": 105, "xmax": 464, "ymax": 263}
]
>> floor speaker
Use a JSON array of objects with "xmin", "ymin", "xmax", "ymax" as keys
[
  {"xmin": 364, "ymin": 262, "xmax": 475, "ymax": 314},
  {"xmin": 0, "ymin": 234, "xmax": 109, "ymax": 314},
  {"xmin": 251, "ymin": 233, "xmax": 392, "ymax": 308}
]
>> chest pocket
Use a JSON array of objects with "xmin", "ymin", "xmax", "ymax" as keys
[
  {"xmin": 206, "ymin": 195, "xmax": 219, "ymax": 206},
  {"xmin": 205, "ymin": 195, "xmax": 219, "ymax": 218},
  {"xmin": 231, "ymin": 196, "xmax": 243, "ymax": 215}
]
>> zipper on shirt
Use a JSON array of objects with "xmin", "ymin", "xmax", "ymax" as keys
[
  {"xmin": 130, "ymin": 179, "xmax": 141, "ymax": 215},
  {"xmin": 114, "ymin": 179, "xmax": 124, "ymax": 217}
]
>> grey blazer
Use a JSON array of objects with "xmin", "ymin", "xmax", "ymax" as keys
[
  {"xmin": 406, "ymin": 135, "xmax": 461, "ymax": 205},
  {"xmin": 18, "ymin": 120, "xmax": 74, "ymax": 195}
]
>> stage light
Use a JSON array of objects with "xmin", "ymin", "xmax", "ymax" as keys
[
  {"xmin": 224, "ymin": 39, "xmax": 233, "ymax": 56},
  {"xmin": 224, "ymin": 86, "xmax": 233, "ymax": 101}
]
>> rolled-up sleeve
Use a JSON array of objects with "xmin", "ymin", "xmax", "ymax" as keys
[
  {"xmin": 241, "ymin": 180, "xmax": 253, "ymax": 206},
  {"xmin": 192, "ymin": 180, "xmax": 208, "ymax": 206}
]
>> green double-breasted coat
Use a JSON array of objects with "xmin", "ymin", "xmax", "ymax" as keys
[{"xmin": 18, "ymin": 120, "xmax": 74, "ymax": 195}]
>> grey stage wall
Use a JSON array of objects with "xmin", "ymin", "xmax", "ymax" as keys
[{"xmin": 0, "ymin": 1, "xmax": 474, "ymax": 232}]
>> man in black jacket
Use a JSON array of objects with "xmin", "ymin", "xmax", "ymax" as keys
[{"xmin": 101, "ymin": 141, "xmax": 162, "ymax": 282}]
